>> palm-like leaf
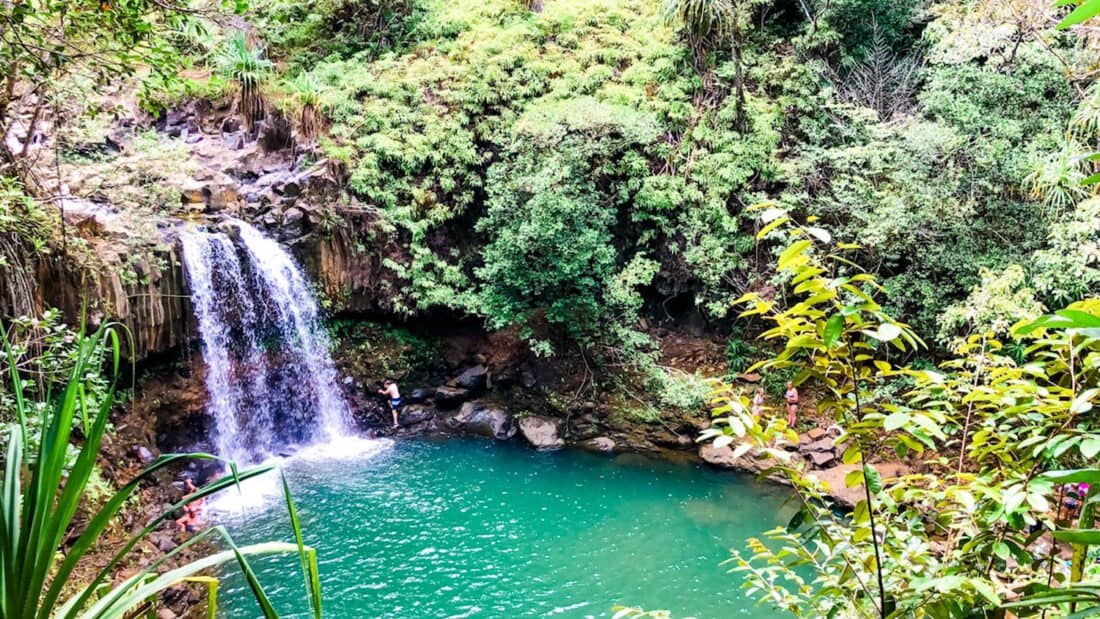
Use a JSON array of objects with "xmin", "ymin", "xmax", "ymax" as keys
[
  {"xmin": 661, "ymin": 0, "xmax": 735, "ymax": 37},
  {"xmin": 0, "ymin": 322, "xmax": 322, "ymax": 619}
]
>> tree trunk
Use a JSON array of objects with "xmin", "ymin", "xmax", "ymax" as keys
[{"xmin": 733, "ymin": 28, "xmax": 747, "ymax": 132}]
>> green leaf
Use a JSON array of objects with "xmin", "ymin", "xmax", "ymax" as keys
[
  {"xmin": 805, "ymin": 227, "xmax": 831, "ymax": 243},
  {"xmin": 756, "ymin": 215, "xmax": 789, "ymax": 239},
  {"xmin": 760, "ymin": 207, "xmax": 786, "ymax": 223},
  {"xmin": 823, "ymin": 314, "xmax": 844, "ymax": 349},
  {"xmin": 777, "ymin": 240, "xmax": 813, "ymax": 272},
  {"xmin": 844, "ymin": 469, "xmax": 864, "ymax": 488},
  {"xmin": 1058, "ymin": 309, "xmax": 1100, "ymax": 328},
  {"xmin": 863, "ymin": 463, "xmax": 882, "ymax": 495},
  {"xmin": 1082, "ymin": 438, "xmax": 1100, "ymax": 459},
  {"xmin": 1073, "ymin": 388, "xmax": 1099, "ymax": 414},
  {"xmin": 731, "ymin": 443, "xmax": 753, "ymax": 461},
  {"xmin": 1042, "ymin": 469, "xmax": 1100, "ymax": 484},
  {"xmin": 1058, "ymin": 0, "xmax": 1100, "ymax": 28},
  {"xmin": 883, "ymin": 412, "xmax": 910, "ymax": 432},
  {"xmin": 874, "ymin": 323, "xmax": 902, "ymax": 342},
  {"xmin": 1052, "ymin": 529, "xmax": 1100, "ymax": 544}
]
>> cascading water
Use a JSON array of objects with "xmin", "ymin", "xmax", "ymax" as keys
[{"xmin": 181, "ymin": 220, "xmax": 354, "ymax": 464}]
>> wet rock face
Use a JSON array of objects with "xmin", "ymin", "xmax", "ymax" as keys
[
  {"xmin": 24, "ymin": 236, "xmax": 190, "ymax": 359},
  {"xmin": 448, "ymin": 401, "xmax": 516, "ymax": 440},
  {"xmin": 518, "ymin": 415, "xmax": 564, "ymax": 451}
]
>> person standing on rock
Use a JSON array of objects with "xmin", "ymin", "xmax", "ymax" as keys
[
  {"xmin": 751, "ymin": 387, "xmax": 765, "ymax": 418},
  {"xmin": 379, "ymin": 379, "xmax": 401, "ymax": 428},
  {"xmin": 785, "ymin": 381, "xmax": 799, "ymax": 428}
]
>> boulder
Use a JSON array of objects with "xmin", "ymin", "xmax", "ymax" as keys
[
  {"xmin": 449, "ymin": 401, "xmax": 516, "ymax": 440},
  {"xmin": 405, "ymin": 387, "xmax": 433, "ymax": 404},
  {"xmin": 586, "ymin": 436, "xmax": 616, "ymax": 452},
  {"xmin": 206, "ymin": 185, "xmax": 238, "ymax": 212},
  {"xmin": 699, "ymin": 442, "xmax": 796, "ymax": 480},
  {"xmin": 806, "ymin": 427, "xmax": 827, "ymax": 441},
  {"xmin": 799, "ymin": 438, "xmax": 835, "ymax": 455},
  {"xmin": 809, "ymin": 450, "xmax": 837, "ymax": 468},
  {"xmin": 157, "ymin": 609, "xmax": 178, "ymax": 619},
  {"xmin": 433, "ymin": 386, "xmax": 470, "ymax": 409},
  {"xmin": 398, "ymin": 404, "xmax": 435, "ymax": 426},
  {"xmin": 699, "ymin": 443, "xmax": 743, "ymax": 469},
  {"xmin": 811, "ymin": 462, "xmax": 913, "ymax": 508},
  {"xmin": 453, "ymin": 364, "xmax": 489, "ymax": 391},
  {"xmin": 798, "ymin": 437, "xmax": 837, "ymax": 468},
  {"xmin": 518, "ymin": 416, "xmax": 564, "ymax": 451},
  {"xmin": 179, "ymin": 181, "xmax": 205, "ymax": 205},
  {"xmin": 280, "ymin": 207, "xmax": 306, "ymax": 239}
]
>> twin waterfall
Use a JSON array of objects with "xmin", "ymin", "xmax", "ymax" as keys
[{"xmin": 181, "ymin": 221, "xmax": 353, "ymax": 464}]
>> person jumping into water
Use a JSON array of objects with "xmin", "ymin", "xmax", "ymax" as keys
[{"xmin": 378, "ymin": 379, "xmax": 401, "ymax": 428}]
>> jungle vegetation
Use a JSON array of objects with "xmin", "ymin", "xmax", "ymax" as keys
[{"xmin": 2, "ymin": 0, "xmax": 1100, "ymax": 616}]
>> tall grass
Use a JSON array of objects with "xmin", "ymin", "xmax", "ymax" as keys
[{"xmin": 0, "ymin": 321, "xmax": 322, "ymax": 619}]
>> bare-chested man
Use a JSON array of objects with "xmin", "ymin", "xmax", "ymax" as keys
[{"xmin": 378, "ymin": 379, "xmax": 401, "ymax": 428}]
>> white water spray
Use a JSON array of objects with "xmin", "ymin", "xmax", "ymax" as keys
[{"xmin": 181, "ymin": 220, "xmax": 358, "ymax": 464}]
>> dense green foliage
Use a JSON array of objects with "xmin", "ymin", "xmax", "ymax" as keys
[
  {"xmin": 701, "ymin": 215, "xmax": 1100, "ymax": 617},
  {"xmin": 231, "ymin": 0, "xmax": 1099, "ymax": 358},
  {"xmin": 3, "ymin": 0, "xmax": 1100, "ymax": 615}
]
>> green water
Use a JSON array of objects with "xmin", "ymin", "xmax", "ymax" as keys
[{"xmin": 216, "ymin": 439, "xmax": 794, "ymax": 618}]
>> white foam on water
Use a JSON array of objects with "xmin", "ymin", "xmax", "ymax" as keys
[
  {"xmin": 207, "ymin": 437, "xmax": 394, "ymax": 516},
  {"xmin": 294, "ymin": 434, "xmax": 392, "ymax": 461}
]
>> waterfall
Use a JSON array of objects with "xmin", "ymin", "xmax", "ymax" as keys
[{"xmin": 181, "ymin": 220, "xmax": 353, "ymax": 463}]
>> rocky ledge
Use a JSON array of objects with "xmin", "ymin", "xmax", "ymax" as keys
[{"xmin": 698, "ymin": 430, "xmax": 914, "ymax": 508}]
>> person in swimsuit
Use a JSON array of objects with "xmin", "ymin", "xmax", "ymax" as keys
[
  {"xmin": 751, "ymin": 387, "xmax": 765, "ymax": 418},
  {"xmin": 378, "ymin": 379, "xmax": 401, "ymax": 428},
  {"xmin": 175, "ymin": 478, "xmax": 205, "ymax": 533},
  {"xmin": 785, "ymin": 381, "xmax": 799, "ymax": 428}
]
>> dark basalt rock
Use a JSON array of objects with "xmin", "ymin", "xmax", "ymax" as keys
[
  {"xmin": 406, "ymin": 387, "xmax": 433, "ymax": 404},
  {"xmin": 280, "ymin": 207, "xmax": 306, "ymax": 240},
  {"xmin": 434, "ymin": 386, "xmax": 471, "ymax": 409},
  {"xmin": 398, "ymin": 404, "xmax": 435, "ymax": 426},
  {"xmin": 453, "ymin": 364, "xmax": 488, "ymax": 392},
  {"xmin": 449, "ymin": 401, "xmax": 515, "ymax": 440}
]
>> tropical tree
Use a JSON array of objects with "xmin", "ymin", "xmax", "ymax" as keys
[
  {"xmin": 1, "ymin": 321, "xmax": 322, "ymax": 619},
  {"xmin": 662, "ymin": 0, "xmax": 769, "ymax": 126},
  {"xmin": 284, "ymin": 72, "xmax": 323, "ymax": 141},
  {"xmin": 214, "ymin": 33, "xmax": 274, "ymax": 132}
]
